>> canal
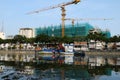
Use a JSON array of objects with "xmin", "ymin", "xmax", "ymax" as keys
[{"xmin": 0, "ymin": 50, "xmax": 120, "ymax": 80}]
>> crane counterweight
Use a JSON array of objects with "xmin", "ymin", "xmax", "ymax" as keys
[{"xmin": 74, "ymin": 0, "xmax": 80, "ymax": 4}]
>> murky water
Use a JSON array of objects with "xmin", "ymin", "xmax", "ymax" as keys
[
  {"xmin": 0, "ymin": 53, "xmax": 120, "ymax": 80},
  {"xmin": 1, "ymin": 52, "xmax": 120, "ymax": 66},
  {"xmin": 0, "ymin": 63, "xmax": 120, "ymax": 80}
]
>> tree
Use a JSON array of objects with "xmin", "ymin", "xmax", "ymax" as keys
[
  {"xmin": 35, "ymin": 34, "xmax": 50, "ymax": 43},
  {"xmin": 0, "ymin": 38, "xmax": 3, "ymax": 44},
  {"xmin": 49, "ymin": 36, "xmax": 61, "ymax": 44},
  {"xmin": 110, "ymin": 35, "xmax": 119, "ymax": 43},
  {"xmin": 87, "ymin": 32, "xmax": 107, "ymax": 50},
  {"xmin": 109, "ymin": 35, "xmax": 119, "ymax": 50},
  {"xmin": 62, "ymin": 36, "xmax": 73, "ymax": 43},
  {"xmin": 13, "ymin": 35, "xmax": 27, "ymax": 43},
  {"xmin": 26, "ymin": 38, "xmax": 35, "ymax": 44},
  {"xmin": 3, "ymin": 39, "xmax": 13, "ymax": 43}
]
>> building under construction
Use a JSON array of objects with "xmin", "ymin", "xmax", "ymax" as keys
[{"xmin": 35, "ymin": 23, "xmax": 111, "ymax": 38}]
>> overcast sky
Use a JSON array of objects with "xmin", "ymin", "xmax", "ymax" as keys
[{"xmin": 0, "ymin": 0, "xmax": 120, "ymax": 36}]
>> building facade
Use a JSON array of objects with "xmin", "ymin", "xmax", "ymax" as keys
[
  {"xmin": 89, "ymin": 28, "xmax": 111, "ymax": 38},
  {"xmin": 20, "ymin": 23, "xmax": 111, "ymax": 38},
  {"xmin": 19, "ymin": 28, "xmax": 35, "ymax": 38},
  {"xmin": 35, "ymin": 23, "xmax": 95, "ymax": 37},
  {"xmin": 0, "ymin": 32, "xmax": 5, "ymax": 39}
]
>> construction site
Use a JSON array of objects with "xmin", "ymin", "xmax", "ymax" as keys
[
  {"xmin": 35, "ymin": 23, "xmax": 111, "ymax": 38},
  {"xmin": 0, "ymin": 0, "xmax": 120, "ymax": 80},
  {"xmin": 27, "ymin": 0, "xmax": 111, "ymax": 38}
]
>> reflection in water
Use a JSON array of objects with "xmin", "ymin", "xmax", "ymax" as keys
[
  {"xmin": 0, "ymin": 53, "xmax": 120, "ymax": 66},
  {"xmin": 94, "ymin": 71, "xmax": 120, "ymax": 80},
  {"xmin": 33, "ymin": 68, "xmax": 120, "ymax": 80},
  {"xmin": 0, "ymin": 63, "xmax": 120, "ymax": 80},
  {"xmin": 5, "ymin": 54, "xmax": 34, "ymax": 62},
  {"xmin": 0, "ymin": 53, "xmax": 120, "ymax": 80},
  {"xmin": 34, "ymin": 68, "xmax": 91, "ymax": 80}
]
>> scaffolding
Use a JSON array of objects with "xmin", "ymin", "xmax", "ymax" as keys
[{"xmin": 35, "ymin": 23, "xmax": 110, "ymax": 38}]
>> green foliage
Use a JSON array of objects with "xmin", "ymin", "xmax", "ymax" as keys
[
  {"xmin": 1, "ymin": 34, "xmax": 120, "ymax": 44},
  {"xmin": 110, "ymin": 35, "xmax": 120, "ymax": 42},
  {"xmin": 86, "ymin": 32, "xmax": 108, "ymax": 42},
  {"xmin": 26, "ymin": 38, "xmax": 35, "ymax": 44},
  {"xmin": 13, "ymin": 35, "xmax": 27, "ymax": 43},
  {"xmin": 35, "ymin": 34, "xmax": 50, "ymax": 43},
  {"xmin": 62, "ymin": 36, "xmax": 73, "ymax": 43},
  {"xmin": 0, "ymin": 38, "xmax": 3, "ymax": 44}
]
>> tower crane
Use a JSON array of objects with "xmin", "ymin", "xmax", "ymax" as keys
[
  {"xmin": 64, "ymin": 18, "xmax": 113, "ymax": 27},
  {"xmin": 27, "ymin": 0, "xmax": 80, "ymax": 37}
]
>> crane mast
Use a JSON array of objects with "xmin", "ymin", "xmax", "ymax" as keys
[{"xmin": 27, "ymin": 0, "xmax": 80, "ymax": 37}]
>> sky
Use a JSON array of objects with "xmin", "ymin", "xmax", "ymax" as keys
[{"xmin": 0, "ymin": 0, "xmax": 120, "ymax": 37}]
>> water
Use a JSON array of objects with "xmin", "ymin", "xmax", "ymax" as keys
[
  {"xmin": 0, "ymin": 64, "xmax": 120, "ymax": 80},
  {"xmin": 33, "ymin": 69, "xmax": 120, "ymax": 80},
  {"xmin": 26, "ymin": 68, "xmax": 120, "ymax": 80},
  {"xmin": 0, "ymin": 53, "xmax": 120, "ymax": 80},
  {"xmin": 0, "ymin": 52, "xmax": 120, "ymax": 66},
  {"xmin": 94, "ymin": 71, "xmax": 120, "ymax": 80}
]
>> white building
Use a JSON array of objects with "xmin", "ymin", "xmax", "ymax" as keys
[
  {"xmin": 6, "ymin": 35, "xmax": 14, "ymax": 39},
  {"xmin": 64, "ymin": 44, "xmax": 74, "ymax": 52},
  {"xmin": 89, "ymin": 28, "xmax": 101, "ymax": 34},
  {"xmin": 0, "ymin": 32, "xmax": 5, "ymax": 39},
  {"xmin": 19, "ymin": 28, "xmax": 35, "ymax": 38}
]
